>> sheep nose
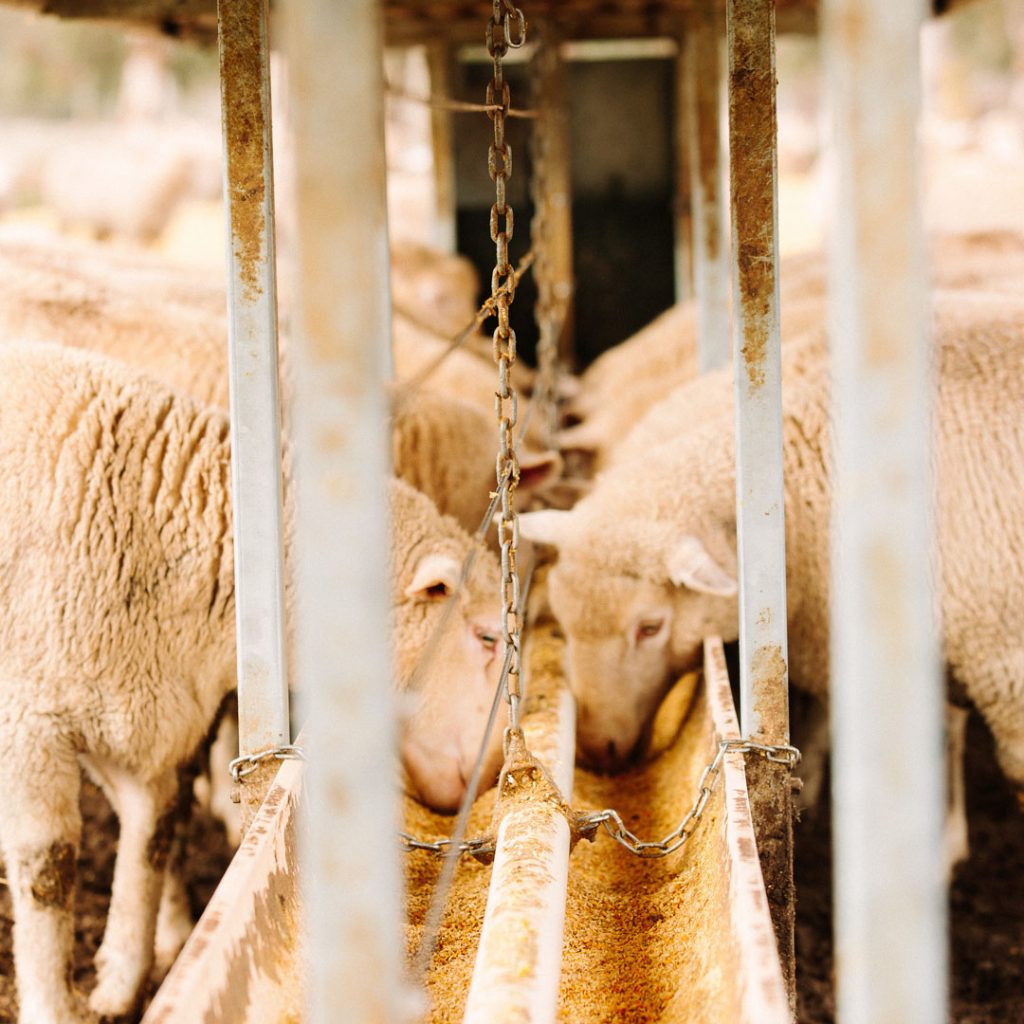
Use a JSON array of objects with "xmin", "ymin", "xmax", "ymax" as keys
[{"xmin": 577, "ymin": 734, "xmax": 630, "ymax": 774}]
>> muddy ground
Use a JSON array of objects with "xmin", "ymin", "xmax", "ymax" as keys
[
  {"xmin": 0, "ymin": 780, "xmax": 234, "ymax": 1023},
  {"xmin": 796, "ymin": 709, "xmax": 1024, "ymax": 1023}
]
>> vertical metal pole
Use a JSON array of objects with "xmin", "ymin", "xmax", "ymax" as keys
[
  {"xmin": 426, "ymin": 38, "xmax": 458, "ymax": 255},
  {"xmin": 688, "ymin": 0, "xmax": 731, "ymax": 373},
  {"xmin": 531, "ymin": 25, "xmax": 576, "ymax": 377},
  {"xmin": 284, "ymin": 0, "xmax": 405, "ymax": 1020},
  {"xmin": 216, "ymin": 0, "xmax": 290, "ymax": 821},
  {"xmin": 672, "ymin": 32, "xmax": 693, "ymax": 305},
  {"xmin": 726, "ymin": 0, "xmax": 794, "ymax": 1000},
  {"xmin": 824, "ymin": 0, "xmax": 947, "ymax": 1013}
]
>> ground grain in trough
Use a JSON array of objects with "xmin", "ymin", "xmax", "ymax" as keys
[
  {"xmin": 406, "ymin": 629, "xmax": 743, "ymax": 1023},
  {"xmin": 409, "ymin": 646, "xmax": 1023, "ymax": 1024}
]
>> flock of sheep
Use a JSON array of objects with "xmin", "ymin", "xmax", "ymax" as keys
[{"xmin": 0, "ymin": 222, "xmax": 1022, "ymax": 1023}]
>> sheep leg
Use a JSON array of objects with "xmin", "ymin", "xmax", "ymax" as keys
[
  {"xmin": 88, "ymin": 770, "xmax": 179, "ymax": 1018},
  {"xmin": 791, "ymin": 692, "xmax": 830, "ymax": 813},
  {"xmin": 0, "ymin": 740, "xmax": 84, "ymax": 1024},
  {"xmin": 153, "ymin": 838, "xmax": 193, "ymax": 974},
  {"xmin": 958, "ymin": 644, "xmax": 1024, "ymax": 818},
  {"xmin": 944, "ymin": 703, "xmax": 970, "ymax": 878}
]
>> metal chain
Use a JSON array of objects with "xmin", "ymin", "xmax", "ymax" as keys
[
  {"xmin": 229, "ymin": 743, "xmax": 306, "ymax": 783},
  {"xmin": 394, "ymin": 249, "xmax": 535, "ymax": 398},
  {"xmin": 528, "ymin": 21, "xmax": 562, "ymax": 448},
  {"xmin": 401, "ymin": 739, "xmax": 799, "ymax": 860},
  {"xmin": 575, "ymin": 739, "xmax": 800, "ymax": 858},
  {"xmin": 487, "ymin": 0, "xmax": 527, "ymax": 735}
]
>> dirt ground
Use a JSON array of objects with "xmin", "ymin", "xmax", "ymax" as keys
[
  {"xmin": 795, "ymin": 709, "xmax": 1024, "ymax": 1023},
  {"xmin": 0, "ymin": 780, "xmax": 234, "ymax": 1023}
]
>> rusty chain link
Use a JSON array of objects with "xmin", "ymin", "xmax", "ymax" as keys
[
  {"xmin": 574, "ymin": 739, "xmax": 800, "ymax": 858},
  {"xmin": 401, "ymin": 739, "xmax": 800, "ymax": 860},
  {"xmin": 487, "ymin": 0, "xmax": 527, "ymax": 737}
]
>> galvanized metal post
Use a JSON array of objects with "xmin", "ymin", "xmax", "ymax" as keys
[
  {"xmin": 688, "ymin": 0, "xmax": 731, "ymax": 373},
  {"xmin": 672, "ymin": 32, "xmax": 693, "ymax": 305},
  {"xmin": 216, "ymin": 0, "xmax": 290, "ymax": 824},
  {"xmin": 726, "ymin": 0, "xmax": 794, "ymax": 1000},
  {"xmin": 426, "ymin": 38, "xmax": 458, "ymax": 254},
  {"xmin": 824, "ymin": 0, "xmax": 947, "ymax": 1014},
  {"xmin": 284, "ymin": 0, "xmax": 406, "ymax": 1020}
]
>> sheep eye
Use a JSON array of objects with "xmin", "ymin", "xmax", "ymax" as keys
[
  {"xmin": 476, "ymin": 628, "xmax": 499, "ymax": 651},
  {"xmin": 423, "ymin": 582, "xmax": 450, "ymax": 600},
  {"xmin": 636, "ymin": 620, "xmax": 664, "ymax": 642}
]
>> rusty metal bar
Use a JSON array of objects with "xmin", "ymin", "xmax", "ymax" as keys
[
  {"xmin": 537, "ymin": 35, "xmax": 575, "ymax": 366},
  {"xmin": 462, "ymin": 639, "xmax": 576, "ymax": 1024},
  {"xmin": 688, "ymin": 0, "xmax": 731, "ymax": 373},
  {"xmin": 426, "ymin": 38, "xmax": 458, "ymax": 254},
  {"xmin": 823, "ymin": 0, "xmax": 947, "ymax": 1013},
  {"xmin": 726, "ymin": 0, "xmax": 794, "ymax": 1001},
  {"xmin": 672, "ymin": 32, "xmax": 693, "ymax": 304},
  {"xmin": 530, "ymin": 24, "xmax": 575, "ymax": 383},
  {"xmin": 216, "ymin": 0, "xmax": 290, "ymax": 818},
  {"xmin": 283, "ymin": 0, "xmax": 406, "ymax": 1020}
]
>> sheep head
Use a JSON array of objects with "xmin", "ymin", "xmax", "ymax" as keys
[{"xmin": 521, "ymin": 509, "xmax": 739, "ymax": 771}]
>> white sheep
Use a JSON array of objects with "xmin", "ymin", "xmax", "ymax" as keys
[
  {"xmin": 389, "ymin": 477, "xmax": 507, "ymax": 812},
  {"xmin": 0, "ymin": 342, "xmax": 506, "ymax": 1023},
  {"xmin": 519, "ymin": 292, "xmax": 1024, "ymax": 817},
  {"xmin": 391, "ymin": 388, "xmax": 561, "ymax": 539},
  {"xmin": 389, "ymin": 239, "xmax": 481, "ymax": 339},
  {"xmin": 561, "ymin": 231, "xmax": 1024, "ymax": 467}
]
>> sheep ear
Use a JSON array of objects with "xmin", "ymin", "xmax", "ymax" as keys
[
  {"xmin": 517, "ymin": 509, "xmax": 573, "ymax": 548},
  {"xmin": 518, "ymin": 449, "xmax": 562, "ymax": 492},
  {"xmin": 405, "ymin": 553, "xmax": 461, "ymax": 601},
  {"xmin": 557, "ymin": 420, "xmax": 604, "ymax": 453},
  {"xmin": 666, "ymin": 535, "xmax": 737, "ymax": 596}
]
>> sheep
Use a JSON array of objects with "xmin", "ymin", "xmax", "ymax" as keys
[
  {"xmin": 392, "ymin": 310, "xmax": 542, "ymax": 426},
  {"xmin": 518, "ymin": 291, "xmax": 1024, "ymax": 820},
  {"xmin": 561, "ymin": 230, "xmax": 1024, "ymax": 467},
  {"xmin": 391, "ymin": 389, "xmax": 561, "ymax": 539},
  {"xmin": 559, "ymin": 293, "xmax": 826, "ymax": 466},
  {"xmin": 389, "ymin": 239, "xmax": 481, "ymax": 339},
  {"xmin": 0, "ymin": 342, "xmax": 506, "ymax": 1023},
  {"xmin": 0, "ymin": 231, "xmax": 541, "ymax": 420},
  {"xmin": 389, "ymin": 477, "xmax": 507, "ymax": 813}
]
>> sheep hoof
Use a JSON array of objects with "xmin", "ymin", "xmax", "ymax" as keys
[
  {"xmin": 154, "ymin": 904, "xmax": 193, "ymax": 974},
  {"xmin": 88, "ymin": 952, "xmax": 144, "ymax": 1019}
]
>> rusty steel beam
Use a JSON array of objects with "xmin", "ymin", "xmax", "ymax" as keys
[
  {"xmin": 426, "ymin": 38, "xmax": 459, "ymax": 254},
  {"xmin": 726, "ymin": 0, "xmax": 795, "ymax": 1003},
  {"xmin": 687, "ymin": 0, "xmax": 731, "ymax": 372},
  {"xmin": 824, "ymin": 0, "xmax": 947, "ymax": 1013},
  {"xmin": 530, "ymin": 28, "xmax": 576, "ymax": 370},
  {"xmin": 216, "ymin": 0, "xmax": 290, "ymax": 825},
  {"xmin": 283, "ymin": 0, "xmax": 406, "ymax": 1020},
  {"xmin": 672, "ymin": 32, "xmax": 693, "ymax": 304}
]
